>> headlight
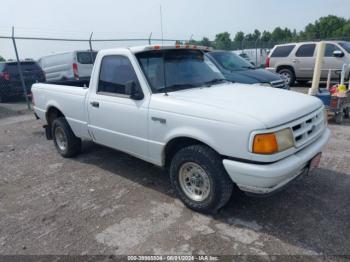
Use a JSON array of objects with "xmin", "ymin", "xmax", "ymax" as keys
[
  {"xmin": 252, "ymin": 128, "xmax": 294, "ymax": 154},
  {"xmin": 324, "ymin": 109, "xmax": 328, "ymax": 127}
]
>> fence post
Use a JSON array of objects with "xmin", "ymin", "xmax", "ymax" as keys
[
  {"xmin": 148, "ymin": 32, "xmax": 152, "ymax": 45},
  {"xmin": 11, "ymin": 26, "xmax": 31, "ymax": 110},
  {"xmin": 255, "ymin": 39, "xmax": 259, "ymax": 66}
]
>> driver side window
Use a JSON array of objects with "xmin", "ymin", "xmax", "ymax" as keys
[{"xmin": 98, "ymin": 55, "xmax": 140, "ymax": 95}]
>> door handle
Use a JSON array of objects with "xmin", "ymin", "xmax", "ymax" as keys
[
  {"xmin": 90, "ymin": 101, "xmax": 99, "ymax": 108},
  {"xmin": 292, "ymin": 59, "xmax": 298, "ymax": 63}
]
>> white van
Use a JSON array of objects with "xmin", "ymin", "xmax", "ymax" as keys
[{"xmin": 39, "ymin": 50, "xmax": 98, "ymax": 82}]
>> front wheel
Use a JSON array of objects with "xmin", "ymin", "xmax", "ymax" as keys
[
  {"xmin": 278, "ymin": 68, "xmax": 295, "ymax": 86},
  {"xmin": 170, "ymin": 145, "xmax": 233, "ymax": 214},
  {"xmin": 52, "ymin": 117, "xmax": 81, "ymax": 158}
]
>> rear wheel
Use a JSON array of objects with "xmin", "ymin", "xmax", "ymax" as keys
[
  {"xmin": 52, "ymin": 117, "xmax": 81, "ymax": 158},
  {"xmin": 169, "ymin": 144, "xmax": 233, "ymax": 214},
  {"xmin": 278, "ymin": 68, "xmax": 295, "ymax": 86}
]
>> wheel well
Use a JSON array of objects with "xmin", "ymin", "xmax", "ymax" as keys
[
  {"xmin": 163, "ymin": 137, "xmax": 214, "ymax": 168},
  {"xmin": 276, "ymin": 65, "xmax": 295, "ymax": 75},
  {"xmin": 46, "ymin": 107, "xmax": 64, "ymax": 126}
]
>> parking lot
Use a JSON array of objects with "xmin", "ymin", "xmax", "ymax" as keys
[{"xmin": 0, "ymin": 87, "xmax": 349, "ymax": 256}]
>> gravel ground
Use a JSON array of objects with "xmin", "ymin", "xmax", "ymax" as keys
[
  {"xmin": 0, "ymin": 92, "xmax": 349, "ymax": 257},
  {"xmin": 0, "ymin": 97, "xmax": 30, "ymax": 120}
]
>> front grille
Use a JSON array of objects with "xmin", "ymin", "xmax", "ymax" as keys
[
  {"xmin": 290, "ymin": 108, "xmax": 325, "ymax": 148},
  {"xmin": 270, "ymin": 79, "xmax": 287, "ymax": 89}
]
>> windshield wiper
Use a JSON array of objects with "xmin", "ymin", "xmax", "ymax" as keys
[
  {"xmin": 202, "ymin": 78, "xmax": 227, "ymax": 87},
  {"xmin": 156, "ymin": 83, "xmax": 200, "ymax": 93}
]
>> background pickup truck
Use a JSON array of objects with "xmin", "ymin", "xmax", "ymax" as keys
[{"xmin": 32, "ymin": 45, "xmax": 331, "ymax": 213}]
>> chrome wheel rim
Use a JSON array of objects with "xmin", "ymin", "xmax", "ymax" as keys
[
  {"xmin": 281, "ymin": 72, "xmax": 291, "ymax": 85},
  {"xmin": 179, "ymin": 162, "xmax": 211, "ymax": 202},
  {"xmin": 55, "ymin": 127, "xmax": 67, "ymax": 152}
]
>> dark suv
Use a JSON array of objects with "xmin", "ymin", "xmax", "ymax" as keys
[{"xmin": 0, "ymin": 61, "xmax": 46, "ymax": 102}]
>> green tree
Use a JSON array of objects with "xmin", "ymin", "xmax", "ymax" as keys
[
  {"xmin": 300, "ymin": 15, "xmax": 350, "ymax": 40},
  {"xmin": 252, "ymin": 29, "xmax": 261, "ymax": 40},
  {"xmin": 261, "ymin": 31, "xmax": 272, "ymax": 42},
  {"xmin": 0, "ymin": 55, "xmax": 4, "ymax": 62},
  {"xmin": 341, "ymin": 23, "xmax": 350, "ymax": 37},
  {"xmin": 244, "ymin": 33, "xmax": 254, "ymax": 41},
  {"xmin": 187, "ymin": 15, "xmax": 350, "ymax": 50},
  {"xmin": 214, "ymin": 32, "xmax": 232, "ymax": 50},
  {"xmin": 292, "ymin": 29, "xmax": 298, "ymax": 41},
  {"xmin": 271, "ymin": 27, "xmax": 285, "ymax": 41},
  {"xmin": 234, "ymin": 31, "xmax": 245, "ymax": 42},
  {"xmin": 200, "ymin": 37, "xmax": 212, "ymax": 47}
]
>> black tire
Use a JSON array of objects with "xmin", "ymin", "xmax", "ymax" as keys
[
  {"xmin": 169, "ymin": 144, "xmax": 233, "ymax": 214},
  {"xmin": 278, "ymin": 68, "xmax": 296, "ymax": 86},
  {"xmin": 52, "ymin": 117, "xmax": 81, "ymax": 158}
]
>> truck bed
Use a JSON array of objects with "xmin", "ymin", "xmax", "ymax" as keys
[{"xmin": 32, "ymin": 83, "xmax": 90, "ymax": 139}]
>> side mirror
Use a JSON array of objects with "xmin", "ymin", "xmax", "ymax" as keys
[
  {"xmin": 333, "ymin": 50, "xmax": 344, "ymax": 58},
  {"xmin": 125, "ymin": 80, "xmax": 144, "ymax": 100}
]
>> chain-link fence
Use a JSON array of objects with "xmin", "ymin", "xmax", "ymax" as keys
[
  {"xmin": 200, "ymin": 37, "xmax": 350, "ymax": 69},
  {"xmin": 0, "ymin": 28, "xmax": 188, "ymax": 109},
  {"xmin": 1, "ymin": 27, "xmax": 350, "ymax": 110}
]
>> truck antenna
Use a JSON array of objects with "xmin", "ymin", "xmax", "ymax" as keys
[{"xmin": 160, "ymin": 5, "xmax": 164, "ymax": 47}]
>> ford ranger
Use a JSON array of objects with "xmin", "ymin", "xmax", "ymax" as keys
[{"xmin": 32, "ymin": 45, "xmax": 331, "ymax": 213}]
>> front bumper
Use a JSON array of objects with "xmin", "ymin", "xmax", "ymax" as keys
[{"xmin": 223, "ymin": 128, "xmax": 331, "ymax": 194}]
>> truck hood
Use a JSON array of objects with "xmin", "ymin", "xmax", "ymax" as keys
[{"xmin": 159, "ymin": 83, "xmax": 323, "ymax": 128}]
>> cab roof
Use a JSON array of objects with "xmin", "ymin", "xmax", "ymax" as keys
[{"xmin": 100, "ymin": 44, "xmax": 212, "ymax": 54}]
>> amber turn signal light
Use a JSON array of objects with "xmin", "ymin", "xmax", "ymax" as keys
[{"xmin": 252, "ymin": 133, "xmax": 278, "ymax": 154}]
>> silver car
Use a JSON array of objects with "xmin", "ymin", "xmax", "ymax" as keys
[{"xmin": 266, "ymin": 41, "xmax": 350, "ymax": 86}]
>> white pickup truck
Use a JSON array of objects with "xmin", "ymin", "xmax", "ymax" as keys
[{"xmin": 32, "ymin": 45, "xmax": 330, "ymax": 213}]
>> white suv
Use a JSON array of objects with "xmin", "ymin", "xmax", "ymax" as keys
[{"xmin": 266, "ymin": 41, "xmax": 350, "ymax": 86}]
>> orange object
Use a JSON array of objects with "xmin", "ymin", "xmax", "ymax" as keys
[{"xmin": 253, "ymin": 133, "xmax": 278, "ymax": 154}]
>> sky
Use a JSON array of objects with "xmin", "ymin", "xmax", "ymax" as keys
[{"xmin": 0, "ymin": 0, "xmax": 349, "ymax": 59}]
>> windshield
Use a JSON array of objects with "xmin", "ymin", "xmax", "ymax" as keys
[
  {"xmin": 209, "ymin": 52, "xmax": 254, "ymax": 71},
  {"xmin": 339, "ymin": 42, "xmax": 350, "ymax": 53},
  {"xmin": 136, "ymin": 49, "xmax": 225, "ymax": 93}
]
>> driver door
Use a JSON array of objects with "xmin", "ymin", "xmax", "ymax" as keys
[{"xmin": 87, "ymin": 55, "xmax": 149, "ymax": 160}]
